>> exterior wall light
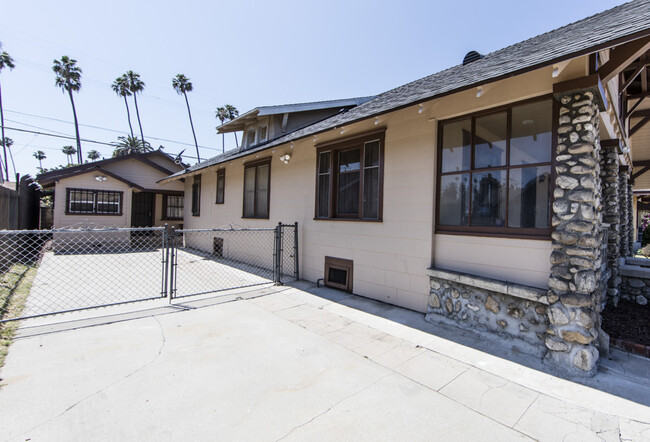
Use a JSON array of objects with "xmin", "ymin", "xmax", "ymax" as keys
[
  {"xmin": 476, "ymin": 87, "xmax": 483, "ymax": 98},
  {"xmin": 280, "ymin": 154, "xmax": 291, "ymax": 164},
  {"xmin": 94, "ymin": 175, "xmax": 107, "ymax": 181}
]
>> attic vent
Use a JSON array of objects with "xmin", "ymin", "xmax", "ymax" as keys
[{"xmin": 463, "ymin": 50, "xmax": 484, "ymax": 65}]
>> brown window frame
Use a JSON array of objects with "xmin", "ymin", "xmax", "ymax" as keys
[
  {"xmin": 65, "ymin": 188, "xmax": 123, "ymax": 216},
  {"xmin": 215, "ymin": 169, "xmax": 225, "ymax": 204},
  {"xmin": 242, "ymin": 157, "xmax": 271, "ymax": 219},
  {"xmin": 191, "ymin": 175, "xmax": 201, "ymax": 217},
  {"xmin": 315, "ymin": 129, "xmax": 385, "ymax": 221},
  {"xmin": 161, "ymin": 193, "xmax": 184, "ymax": 220},
  {"xmin": 435, "ymin": 96, "xmax": 557, "ymax": 239}
]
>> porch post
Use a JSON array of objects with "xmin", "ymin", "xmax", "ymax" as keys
[
  {"xmin": 628, "ymin": 181, "xmax": 635, "ymax": 251},
  {"xmin": 618, "ymin": 170, "xmax": 630, "ymax": 258},
  {"xmin": 546, "ymin": 90, "xmax": 606, "ymax": 375},
  {"xmin": 600, "ymin": 141, "xmax": 620, "ymax": 306}
]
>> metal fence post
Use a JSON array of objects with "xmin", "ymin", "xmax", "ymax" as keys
[
  {"xmin": 162, "ymin": 223, "xmax": 170, "ymax": 300},
  {"xmin": 169, "ymin": 226, "xmax": 177, "ymax": 302},
  {"xmin": 293, "ymin": 221, "xmax": 299, "ymax": 280},
  {"xmin": 273, "ymin": 223, "xmax": 280, "ymax": 284}
]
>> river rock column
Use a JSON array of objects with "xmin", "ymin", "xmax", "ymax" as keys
[
  {"xmin": 619, "ymin": 171, "xmax": 630, "ymax": 258},
  {"xmin": 628, "ymin": 181, "xmax": 635, "ymax": 252},
  {"xmin": 600, "ymin": 143, "xmax": 620, "ymax": 307},
  {"xmin": 546, "ymin": 91, "xmax": 604, "ymax": 376}
]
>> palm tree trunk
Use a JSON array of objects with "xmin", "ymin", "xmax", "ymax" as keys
[
  {"xmin": 38, "ymin": 159, "xmax": 43, "ymax": 170},
  {"xmin": 133, "ymin": 93, "xmax": 145, "ymax": 145},
  {"xmin": 0, "ymin": 81, "xmax": 8, "ymax": 181},
  {"xmin": 123, "ymin": 95, "xmax": 135, "ymax": 139},
  {"xmin": 68, "ymin": 89, "xmax": 82, "ymax": 164},
  {"xmin": 183, "ymin": 92, "xmax": 200, "ymax": 162}
]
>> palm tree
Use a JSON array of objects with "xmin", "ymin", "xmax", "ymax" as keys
[
  {"xmin": 111, "ymin": 135, "xmax": 152, "ymax": 157},
  {"xmin": 124, "ymin": 71, "xmax": 145, "ymax": 146},
  {"xmin": 111, "ymin": 75, "xmax": 135, "ymax": 139},
  {"xmin": 87, "ymin": 149, "xmax": 101, "ymax": 161},
  {"xmin": 62, "ymin": 145, "xmax": 77, "ymax": 165},
  {"xmin": 53, "ymin": 56, "xmax": 83, "ymax": 164},
  {"xmin": 172, "ymin": 74, "xmax": 200, "ymax": 162},
  {"xmin": 215, "ymin": 106, "xmax": 228, "ymax": 153},
  {"xmin": 33, "ymin": 150, "xmax": 46, "ymax": 170},
  {"xmin": 225, "ymin": 104, "xmax": 240, "ymax": 148},
  {"xmin": 0, "ymin": 45, "xmax": 15, "ymax": 181}
]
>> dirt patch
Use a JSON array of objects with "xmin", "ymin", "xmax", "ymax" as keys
[{"xmin": 601, "ymin": 299, "xmax": 650, "ymax": 347}]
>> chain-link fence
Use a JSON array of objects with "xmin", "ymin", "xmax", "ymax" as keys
[
  {"xmin": 0, "ymin": 223, "xmax": 299, "ymax": 323},
  {"xmin": 0, "ymin": 227, "xmax": 166, "ymax": 322},
  {"xmin": 170, "ymin": 223, "xmax": 298, "ymax": 298}
]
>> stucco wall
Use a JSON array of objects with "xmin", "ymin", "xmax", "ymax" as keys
[{"xmin": 53, "ymin": 174, "xmax": 132, "ymax": 228}]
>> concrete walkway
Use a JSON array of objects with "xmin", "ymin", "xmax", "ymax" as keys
[{"xmin": 1, "ymin": 281, "xmax": 649, "ymax": 441}]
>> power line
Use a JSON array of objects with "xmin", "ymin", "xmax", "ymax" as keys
[{"xmin": 5, "ymin": 109, "xmax": 224, "ymax": 151}]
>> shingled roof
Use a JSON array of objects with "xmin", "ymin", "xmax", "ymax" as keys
[{"xmin": 162, "ymin": 0, "xmax": 650, "ymax": 182}]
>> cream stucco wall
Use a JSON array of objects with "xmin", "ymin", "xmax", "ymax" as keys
[
  {"xmin": 178, "ymin": 63, "xmax": 580, "ymax": 312},
  {"xmin": 53, "ymin": 174, "xmax": 132, "ymax": 228}
]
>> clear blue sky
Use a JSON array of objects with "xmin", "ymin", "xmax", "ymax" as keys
[{"xmin": 0, "ymin": 0, "xmax": 629, "ymax": 178}]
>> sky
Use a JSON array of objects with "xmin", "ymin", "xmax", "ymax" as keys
[{"xmin": 0, "ymin": 0, "xmax": 630, "ymax": 179}]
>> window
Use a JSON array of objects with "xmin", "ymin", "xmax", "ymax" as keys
[
  {"xmin": 258, "ymin": 125, "xmax": 268, "ymax": 143},
  {"xmin": 437, "ymin": 98, "xmax": 553, "ymax": 236},
  {"xmin": 215, "ymin": 169, "xmax": 225, "ymax": 204},
  {"xmin": 247, "ymin": 130, "xmax": 256, "ymax": 147},
  {"xmin": 316, "ymin": 130, "xmax": 384, "ymax": 220},
  {"xmin": 243, "ymin": 158, "xmax": 271, "ymax": 218},
  {"xmin": 162, "ymin": 194, "xmax": 184, "ymax": 220},
  {"xmin": 66, "ymin": 188, "xmax": 122, "ymax": 215},
  {"xmin": 191, "ymin": 175, "xmax": 201, "ymax": 216}
]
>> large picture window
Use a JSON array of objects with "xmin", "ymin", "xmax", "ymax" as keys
[
  {"xmin": 243, "ymin": 158, "xmax": 270, "ymax": 219},
  {"xmin": 162, "ymin": 194, "xmax": 184, "ymax": 220},
  {"xmin": 316, "ymin": 130, "xmax": 384, "ymax": 221},
  {"xmin": 437, "ymin": 98, "xmax": 553, "ymax": 237},
  {"xmin": 66, "ymin": 188, "xmax": 123, "ymax": 215}
]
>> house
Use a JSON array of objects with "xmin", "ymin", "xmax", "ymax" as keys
[
  {"xmin": 160, "ymin": 1, "xmax": 650, "ymax": 375},
  {"xmin": 37, "ymin": 149, "xmax": 186, "ymax": 229}
]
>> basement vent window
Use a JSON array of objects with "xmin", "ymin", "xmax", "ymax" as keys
[
  {"xmin": 213, "ymin": 237, "xmax": 224, "ymax": 258},
  {"xmin": 324, "ymin": 256, "xmax": 353, "ymax": 293}
]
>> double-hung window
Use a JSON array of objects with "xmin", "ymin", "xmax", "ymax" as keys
[
  {"xmin": 215, "ymin": 169, "xmax": 225, "ymax": 204},
  {"xmin": 436, "ymin": 98, "xmax": 553, "ymax": 237},
  {"xmin": 191, "ymin": 175, "xmax": 201, "ymax": 216},
  {"xmin": 316, "ymin": 130, "xmax": 384, "ymax": 221},
  {"xmin": 66, "ymin": 188, "xmax": 122, "ymax": 215},
  {"xmin": 243, "ymin": 158, "xmax": 270, "ymax": 219},
  {"xmin": 162, "ymin": 194, "xmax": 184, "ymax": 220}
]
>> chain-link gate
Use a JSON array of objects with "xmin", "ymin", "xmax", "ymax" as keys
[
  {"xmin": 0, "ymin": 227, "xmax": 167, "ymax": 323},
  {"xmin": 169, "ymin": 223, "xmax": 298, "ymax": 299},
  {"xmin": 0, "ymin": 223, "xmax": 298, "ymax": 323}
]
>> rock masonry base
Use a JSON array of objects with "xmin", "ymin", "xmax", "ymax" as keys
[{"xmin": 425, "ymin": 268, "xmax": 549, "ymax": 354}]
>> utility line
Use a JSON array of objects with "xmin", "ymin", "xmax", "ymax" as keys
[{"xmin": 5, "ymin": 109, "xmax": 224, "ymax": 151}]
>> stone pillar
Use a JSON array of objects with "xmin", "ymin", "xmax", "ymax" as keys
[
  {"xmin": 600, "ymin": 143, "xmax": 620, "ymax": 307},
  {"xmin": 628, "ymin": 181, "xmax": 635, "ymax": 251},
  {"xmin": 546, "ymin": 91, "xmax": 605, "ymax": 376},
  {"xmin": 619, "ymin": 171, "xmax": 630, "ymax": 258}
]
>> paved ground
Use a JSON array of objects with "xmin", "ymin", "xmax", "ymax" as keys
[
  {"xmin": 25, "ymin": 249, "xmax": 273, "ymax": 317},
  {"xmin": 1, "ymin": 281, "xmax": 649, "ymax": 441}
]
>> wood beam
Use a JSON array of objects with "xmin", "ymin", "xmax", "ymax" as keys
[
  {"xmin": 621, "ymin": 64, "xmax": 646, "ymax": 93},
  {"xmin": 627, "ymin": 93, "xmax": 648, "ymax": 117},
  {"xmin": 631, "ymin": 109, "xmax": 650, "ymax": 119},
  {"xmin": 633, "ymin": 160, "xmax": 650, "ymax": 168},
  {"xmin": 632, "ymin": 165, "xmax": 650, "ymax": 182},
  {"xmin": 630, "ymin": 114, "xmax": 650, "ymax": 137},
  {"xmin": 599, "ymin": 36, "xmax": 650, "ymax": 84}
]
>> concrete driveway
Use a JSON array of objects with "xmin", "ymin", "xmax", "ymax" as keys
[{"xmin": 1, "ymin": 282, "xmax": 649, "ymax": 441}]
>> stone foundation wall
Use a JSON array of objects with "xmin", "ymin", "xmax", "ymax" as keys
[
  {"xmin": 619, "ymin": 275, "xmax": 650, "ymax": 306},
  {"xmin": 426, "ymin": 269, "xmax": 548, "ymax": 349}
]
